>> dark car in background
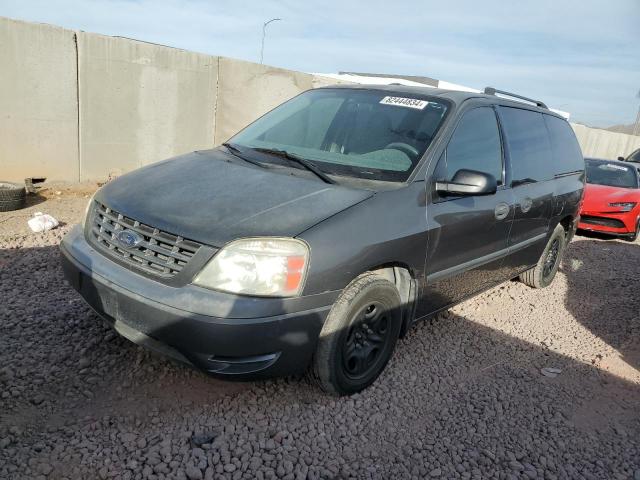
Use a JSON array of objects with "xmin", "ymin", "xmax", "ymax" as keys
[
  {"xmin": 620, "ymin": 148, "xmax": 640, "ymax": 170},
  {"xmin": 579, "ymin": 158, "xmax": 640, "ymax": 240},
  {"xmin": 60, "ymin": 85, "xmax": 585, "ymax": 395}
]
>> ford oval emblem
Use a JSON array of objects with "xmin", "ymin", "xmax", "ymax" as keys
[{"xmin": 116, "ymin": 229, "xmax": 143, "ymax": 249}]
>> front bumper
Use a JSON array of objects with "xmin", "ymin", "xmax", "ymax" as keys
[
  {"xmin": 578, "ymin": 210, "xmax": 638, "ymax": 237},
  {"xmin": 60, "ymin": 225, "xmax": 336, "ymax": 379}
]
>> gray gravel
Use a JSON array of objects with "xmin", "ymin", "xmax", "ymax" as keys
[{"xmin": 1, "ymin": 187, "xmax": 639, "ymax": 480}]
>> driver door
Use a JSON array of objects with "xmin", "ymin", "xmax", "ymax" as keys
[{"xmin": 419, "ymin": 106, "xmax": 515, "ymax": 316}]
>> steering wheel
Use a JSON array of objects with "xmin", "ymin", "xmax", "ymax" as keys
[{"xmin": 384, "ymin": 142, "xmax": 420, "ymax": 159}]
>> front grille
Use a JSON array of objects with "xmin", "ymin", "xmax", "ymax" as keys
[
  {"xmin": 580, "ymin": 215, "xmax": 625, "ymax": 229},
  {"xmin": 90, "ymin": 202, "xmax": 203, "ymax": 278}
]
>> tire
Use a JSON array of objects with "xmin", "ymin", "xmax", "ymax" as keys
[
  {"xmin": 310, "ymin": 273, "xmax": 402, "ymax": 396},
  {"xmin": 519, "ymin": 224, "xmax": 566, "ymax": 289},
  {"xmin": 627, "ymin": 218, "xmax": 639, "ymax": 242},
  {"xmin": 0, "ymin": 181, "xmax": 26, "ymax": 212}
]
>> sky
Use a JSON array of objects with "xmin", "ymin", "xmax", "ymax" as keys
[{"xmin": 1, "ymin": 0, "xmax": 639, "ymax": 127}]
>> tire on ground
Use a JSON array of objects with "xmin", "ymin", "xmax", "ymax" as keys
[
  {"xmin": 311, "ymin": 272, "xmax": 402, "ymax": 396},
  {"xmin": 519, "ymin": 223, "xmax": 567, "ymax": 289},
  {"xmin": 0, "ymin": 182, "xmax": 26, "ymax": 212}
]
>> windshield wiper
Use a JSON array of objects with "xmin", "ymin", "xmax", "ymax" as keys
[
  {"xmin": 251, "ymin": 147, "xmax": 335, "ymax": 184},
  {"xmin": 222, "ymin": 142, "xmax": 268, "ymax": 169}
]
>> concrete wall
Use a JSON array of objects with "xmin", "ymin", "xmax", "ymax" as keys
[
  {"xmin": 0, "ymin": 17, "xmax": 79, "ymax": 181},
  {"xmin": 1, "ymin": 16, "xmax": 639, "ymax": 182},
  {"xmin": 214, "ymin": 57, "xmax": 346, "ymax": 144},
  {"xmin": 571, "ymin": 123, "xmax": 640, "ymax": 160},
  {"xmin": 78, "ymin": 32, "xmax": 218, "ymax": 180}
]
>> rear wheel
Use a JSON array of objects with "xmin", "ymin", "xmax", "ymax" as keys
[
  {"xmin": 311, "ymin": 273, "xmax": 402, "ymax": 396},
  {"xmin": 519, "ymin": 224, "xmax": 566, "ymax": 289}
]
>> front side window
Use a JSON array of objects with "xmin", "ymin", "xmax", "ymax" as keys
[
  {"xmin": 230, "ymin": 89, "xmax": 449, "ymax": 182},
  {"xmin": 440, "ymin": 107, "xmax": 503, "ymax": 184},
  {"xmin": 585, "ymin": 160, "xmax": 639, "ymax": 189},
  {"xmin": 500, "ymin": 107, "xmax": 554, "ymax": 185},
  {"xmin": 628, "ymin": 149, "xmax": 640, "ymax": 163}
]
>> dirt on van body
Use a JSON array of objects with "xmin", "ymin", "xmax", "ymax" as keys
[{"xmin": 1, "ymin": 185, "xmax": 639, "ymax": 480}]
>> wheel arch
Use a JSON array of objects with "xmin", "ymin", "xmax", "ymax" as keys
[
  {"xmin": 368, "ymin": 263, "xmax": 417, "ymax": 338},
  {"xmin": 558, "ymin": 214, "xmax": 577, "ymax": 242}
]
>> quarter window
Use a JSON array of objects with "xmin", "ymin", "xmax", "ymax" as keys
[
  {"xmin": 443, "ymin": 107, "xmax": 503, "ymax": 184},
  {"xmin": 543, "ymin": 114, "xmax": 584, "ymax": 174}
]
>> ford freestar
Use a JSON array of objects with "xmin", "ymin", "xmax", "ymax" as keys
[{"xmin": 61, "ymin": 85, "xmax": 585, "ymax": 395}]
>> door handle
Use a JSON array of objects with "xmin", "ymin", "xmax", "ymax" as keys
[{"xmin": 494, "ymin": 202, "xmax": 510, "ymax": 220}]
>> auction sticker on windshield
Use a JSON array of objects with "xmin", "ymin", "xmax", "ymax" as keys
[
  {"xmin": 380, "ymin": 96, "xmax": 429, "ymax": 110},
  {"xmin": 600, "ymin": 164, "xmax": 629, "ymax": 171}
]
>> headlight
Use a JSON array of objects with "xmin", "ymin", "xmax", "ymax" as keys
[
  {"xmin": 608, "ymin": 202, "xmax": 636, "ymax": 212},
  {"xmin": 193, "ymin": 238, "xmax": 310, "ymax": 297}
]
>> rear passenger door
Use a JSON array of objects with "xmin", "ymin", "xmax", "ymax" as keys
[
  {"xmin": 498, "ymin": 107, "xmax": 555, "ymax": 274},
  {"xmin": 420, "ymin": 106, "xmax": 515, "ymax": 315}
]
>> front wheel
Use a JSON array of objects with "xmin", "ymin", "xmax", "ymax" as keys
[
  {"xmin": 627, "ymin": 218, "xmax": 639, "ymax": 242},
  {"xmin": 310, "ymin": 273, "xmax": 402, "ymax": 395},
  {"xmin": 519, "ymin": 224, "xmax": 567, "ymax": 289}
]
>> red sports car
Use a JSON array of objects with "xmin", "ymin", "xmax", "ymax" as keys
[{"xmin": 578, "ymin": 158, "xmax": 640, "ymax": 241}]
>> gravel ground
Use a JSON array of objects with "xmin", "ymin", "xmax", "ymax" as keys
[{"xmin": 1, "ymin": 186, "xmax": 639, "ymax": 480}]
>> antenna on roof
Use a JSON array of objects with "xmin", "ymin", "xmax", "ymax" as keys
[{"xmin": 484, "ymin": 87, "xmax": 548, "ymax": 109}]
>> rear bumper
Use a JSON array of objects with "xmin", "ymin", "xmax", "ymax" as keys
[{"xmin": 60, "ymin": 225, "xmax": 335, "ymax": 379}]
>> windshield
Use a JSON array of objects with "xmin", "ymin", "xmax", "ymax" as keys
[
  {"xmin": 229, "ymin": 88, "xmax": 449, "ymax": 182},
  {"xmin": 585, "ymin": 159, "xmax": 638, "ymax": 188}
]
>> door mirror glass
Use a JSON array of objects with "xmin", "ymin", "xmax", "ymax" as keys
[{"xmin": 436, "ymin": 169, "xmax": 497, "ymax": 196}]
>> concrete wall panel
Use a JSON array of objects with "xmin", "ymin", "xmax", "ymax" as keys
[
  {"xmin": 571, "ymin": 123, "xmax": 640, "ymax": 160},
  {"xmin": 78, "ymin": 32, "xmax": 218, "ymax": 180},
  {"xmin": 0, "ymin": 17, "xmax": 78, "ymax": 182},
  {"xmin": 214, "ymin": 58, "xmax": 319, "ymax": 143}
]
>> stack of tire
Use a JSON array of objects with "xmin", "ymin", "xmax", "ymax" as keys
[{"xmin": 0, "ymin": 182, "xmax": 26, "ymax": 212}]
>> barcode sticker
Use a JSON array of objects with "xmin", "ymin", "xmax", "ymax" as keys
[
  {"xmin": 380, "ymin": 96, "xmax": 429, "ymax": 110},
  {"xmin": 600, "ymin": 164, "xmax": 628, "ymax": 171}
]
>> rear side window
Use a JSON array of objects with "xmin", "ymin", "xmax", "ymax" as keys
[
  {"xmin": 543, "ymin": 115, "xmax": 584, "ymax": 174},
  {"xmin": 443, "ymin": 107, "xmax": 503, "ymax": 184},
  {"xmin": 500, "ymin": 107, "xmax": 553, "ymax": 185}
]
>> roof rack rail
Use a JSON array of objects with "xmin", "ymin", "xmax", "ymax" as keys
[{"xmin": 483, "ymin": 87, "xmax": 548, "ymax": 109}]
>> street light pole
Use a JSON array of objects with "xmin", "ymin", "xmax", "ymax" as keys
[
  {"xmin": 634, "ymin": 89, "xmax": 640, "ymax": 137},
  {"xmin": 260, "ymin": 18, "xmax": 281, "ymax": 64}
]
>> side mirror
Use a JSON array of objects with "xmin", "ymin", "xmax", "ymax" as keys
[
  {"xmin": 618, "ymin": 156, "xmax": 626, "ymax": 161},
  {"xmin": 436, "ymin": 169, "xmax": 497, "ymax": 196}
]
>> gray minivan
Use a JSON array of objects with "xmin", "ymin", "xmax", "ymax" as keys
[{"xmin": 61, "ymin": 85, "xmax": 585, "ymax": 395}]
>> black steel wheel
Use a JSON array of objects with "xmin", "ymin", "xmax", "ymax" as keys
[
  {"xmin": 341, "ymin": 301, "xmax": 394, "ymax": 380},
  {"xmin": 542, "ymin": 238, "xmax": 560, "ymax": 280},
  {"xmin": 519, "ymin": 223, "xmax": 566, "ymax": 289},
  {"xmin": 311, "ymin": 272, "xmax": 402, "ymax": 395}
]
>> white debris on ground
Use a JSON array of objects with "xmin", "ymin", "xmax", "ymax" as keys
[
  {"xmin": 540, "ymin": 367, "xmax": 562, "ymax": 378},
  {"xmin": 27, "ymin": 212, "xmax": 59, "ymax": 233},
  {"xmin": 0, "ymin": 186, "xmax": 639, "ymax": 480}
]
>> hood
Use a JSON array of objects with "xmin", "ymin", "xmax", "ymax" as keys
[
  {"xmin": 582, "ymin": 183, "xmax": 639, "ymax": 210},
  {"xmin": 96, "ymin": 149, "xmax": 374, "ymax": 246}
]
